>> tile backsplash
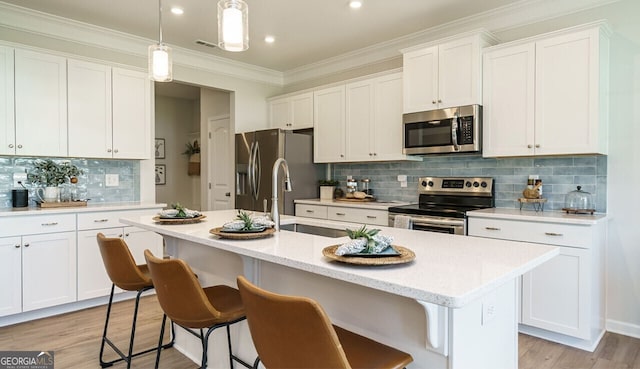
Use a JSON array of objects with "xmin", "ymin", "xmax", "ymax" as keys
[
  {"xmin": 332, "ymin": 154, "xmax": 607, "ymax": 212},
  {"xmin": 0, "ymin": 157, "xmax": 140, "ymax": 209}
]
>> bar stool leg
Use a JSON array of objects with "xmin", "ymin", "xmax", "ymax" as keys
[{"xmin": 99, "ymin": 284, "xmax": 117, "ymax": 368}]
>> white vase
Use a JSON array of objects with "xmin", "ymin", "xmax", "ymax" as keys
[
  {"xmin": 36, "ymin": 186, "xmax": 60, "ymax": 203},
  {"xmin": 320, "ymin": 186, "xmax": 335, "ymax": 201}
]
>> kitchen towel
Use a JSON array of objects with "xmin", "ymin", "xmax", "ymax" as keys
[{"xmin": 394, "ymin": 215, "xmax": 412, "ymax": 229}]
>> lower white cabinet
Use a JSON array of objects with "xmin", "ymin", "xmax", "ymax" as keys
[
  {"xmin": 0, "ymin": 236, "xmax": 22, "ymax": 316},
  {"xmin": 295, "ymin": 204, "xmax": 388, "ymax": 226},
  {"xmin": 467, "ymin": 213, "xmax": 605, "ymax": 349},
  {"xmin": 77, "ymin": 210, "xmax": 163, "ymax": 301}
]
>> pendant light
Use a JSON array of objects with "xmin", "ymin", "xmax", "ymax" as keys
[
  {"xmin": 218, "ymin": 0, "xmax": 249, "ymax": 52},
  {"xmin": 148, "ymin": 0, "xmax": 172, "ymax": 81}
]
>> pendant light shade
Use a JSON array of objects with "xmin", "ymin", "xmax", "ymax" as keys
[
  {"xmin": 218, "ymin": 0, "xmax": 249, "ymax": 52},
  {"xmin": 149, "ymin": 0, "xmax": 172, "ymax": 81}
]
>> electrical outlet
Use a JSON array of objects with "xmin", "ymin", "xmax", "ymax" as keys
[
  {"xmin": 105, "ymin": 174, "xmax": 119, "ymax": 187},
  {"xmin": 13, "ymin": 173, "xmax": 27, "ymax": 187},
  {"xmin": 482, "ymin": 300, "xmax": 497, "ymax": 325}
]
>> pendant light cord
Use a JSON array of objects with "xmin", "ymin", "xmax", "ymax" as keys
[{"xmin": 158, "ymin": 0, "xmax": 163, "ymax": 45}]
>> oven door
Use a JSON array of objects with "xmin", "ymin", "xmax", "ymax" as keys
[{"xmin": 388, "ymin": 214, "xmax": 466, "ymax": 235}]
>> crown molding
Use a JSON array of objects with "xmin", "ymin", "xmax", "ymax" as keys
[
  {"xmin": 0, "ymin": 2, "xmax": 283, "ymax": 86},
  {"xmin": 283, "ymin": 0, "xmax": 621, "ymax": 86}
]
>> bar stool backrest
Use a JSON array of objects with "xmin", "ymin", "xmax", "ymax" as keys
[
  {"xmin": 236, "ymin": 276, "xmax": 351, "ymax": 369},
  {"xmin": 96, "ymin": 233, "xmax": 152, "ymax": 291},
  {"xmin": 143, "ymin": 249, "xmax": 224, "ymax": 328}
]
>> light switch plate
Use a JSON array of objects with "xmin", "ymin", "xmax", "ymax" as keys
[{"xmin": 105, "ymin": 174, "xmax": 119, "ymax": 187}]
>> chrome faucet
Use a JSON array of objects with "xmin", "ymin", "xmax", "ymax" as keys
[{"xmin": 272, "ymin": 158, "xmax": 292, "ymax": 231}]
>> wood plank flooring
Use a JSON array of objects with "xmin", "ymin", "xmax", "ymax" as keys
[{"xmin": 1, "ymin": 295, "xmax": 639, "ymax": 368}]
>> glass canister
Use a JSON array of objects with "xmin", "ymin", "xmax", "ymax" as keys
[
  {"xmin": 346, "ymin": 178, "xmax": 358, "ymax": 193},
  {"xmin": 360, "ymin": 178, "xmax": 372, "ymax": 195}
]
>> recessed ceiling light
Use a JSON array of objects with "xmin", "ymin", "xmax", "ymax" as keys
[
  {"xmin": 170, "ymin": 6, "xmax": 184, "ymax": 15},
  {"xmin": 264, "ymin": 35, "xmax": 275, "ymax": 44},
  {"xmin": 349, "ymin": 1, "xmax": 362, "ymax": 9}
]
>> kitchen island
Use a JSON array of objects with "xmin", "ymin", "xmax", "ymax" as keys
[{"xmin": 122, "ymin": 210, "xmax": 559, "ymax": 369}]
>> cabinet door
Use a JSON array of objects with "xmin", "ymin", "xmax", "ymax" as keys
[
  {"xmin": 0, "ymin": 236, "xmax": 21, "ymax": 317},
  {"xmin": 123, "ymin": 226, "xmax": 163, "ymax": 265},
  {"xmin": 346, "ymin": 80, "xmax": 374, "ymax": 161},
  {"xmin": 290, "ymin": 92, "xmax": 314, "ymax": 129},
  {"xmin": 112, "ymin": 68, "xmax": 151, "ymax": 159},
  {"xmin": 77, "ymin": 228, "xmax": 122, "ymax": 300},
  {"xmin": 373, "ymin": 73, "xmax": 404, "ymax": 160},
  {"xmin": 402, "ymin": 46, "xmax": 438, "ymax": 113},
  {"xmin": 68, "ymin": 59, "xmax": 113, "ymax": 158},
  {"xmin": 535, "ymin": 29, "xmax": 603, "ymax": 155},
  {"xmin": 14, "ymin": 49, "xmax": 67, "ymax": 157},
  {"xmin": 0, "ymin": 46, "xmax": 14, "ymax": 156},
  {"xmin": 482, "ymin": 43, "xmax": 536, "ymax": 157},
  {"xmin": 521, "ymin": 247, "xmax": 590, "ymax": 339},
  {"xmin": 269, "ymin": 97, "xmax": 291, "ymax": 129},
  {"xmin": 438, "ymin": 37, "xmax": 482, "ymax": 109},
  {"xmin": 22, "ymin": 232, "xmax": 77, "ymax": 312},
  {"xmin": 314, "ymin": 85, "xmax": 346, "ymax": 163}
]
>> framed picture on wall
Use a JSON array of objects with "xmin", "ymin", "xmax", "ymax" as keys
[
  {"xmin": 155, "ymin": 165, "xmax": 166, "ymax": 185},
  {"xmin": 155, "ymin": 138, "xmax": 165, "ymax": 159}
]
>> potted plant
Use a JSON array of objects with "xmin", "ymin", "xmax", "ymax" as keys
[
  {"xmin": 27, "ymin": 159, "xmax": 83, "ymax": 202},
  {"xmin": 183, "ymin": 140, "xmax": 201, "ymax": 176},
  {"xmin": 318, "ymin": 179, "xmax": 339, "ymax": 201}
]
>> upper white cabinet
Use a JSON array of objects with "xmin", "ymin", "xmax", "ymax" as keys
[
  {"xmin": 402, "ymin": 33, "xmax": 494, "ymax": 113},
  {"xmin": 14, "ymin": 49, "xmax": 68, "ymax": 157},
  {"xmin": 68, "ymin": 62, "xmax": 151, "ymax": 159},
  {"xmin": 483, "ymin": 25, "xmax": 609, "ymax": 157},
  {"xmin": 269, "ymin": 91, "xmax": 314, "ymax": 130},
  {"xmin": 314, "ymin": 85, "xmax": 346, "ymax": 162},
  {"xmin": 0, "ymin": 46, "xmax": 14, "ymax": 156}
]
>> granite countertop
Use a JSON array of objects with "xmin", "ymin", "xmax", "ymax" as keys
[
  {"xmin": 121, "ymin": 209, "xmax": 558, "ymax": 309},
  {"xmin": 0, "ymin": 202, "xmax": 166, "ymax": 218},
  {"xmin": 295, "ymin": 198, "xmax": 410, "ymax": 211},
  {"xmin": 467, "ymin": 208, "xmax": 610, "ymax": 225}
]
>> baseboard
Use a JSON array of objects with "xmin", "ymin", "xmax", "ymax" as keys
[{"xmin": 606, "ymin": 319, "xmax": 640, "ymax": 339}]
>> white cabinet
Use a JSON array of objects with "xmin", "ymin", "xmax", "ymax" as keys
[
  {"xmin": 467, "ymin": 213, "xmax": 605, "ymax": 349},
  {"xmin": 269, "ymin": 92, "xmax": 314, "ymax": 130},
  {"xmin": 0, "ymin": 213, "xmax": 77, "ymax": 316},
  {"xmin": 67, "ymin": 59, "xmax": 113, "ymax": 158},
  {"xmin": 14, "ymin": 49, "xmax": 67, "ymax": 156},
  {"xmin": 77, "ymin": 210, "xmax": 163, "ymax": 301},
  {"xmin": 0, "ymin": 46, "xmax": 14, "ymax": 156},
  {"xmin": 314, "ymin": 85, "xmax": 346, "ymax": 162},
  {"xmin": 482, "ymin": 25, "xmax": 608, "ymax": 157},
  {"xmin": 402, "ymin": 34, "xmax": 490, "ymax": 113},
  {"xmin": 295, "ymin": 203, "xmax": 388, "ymax": 226}
]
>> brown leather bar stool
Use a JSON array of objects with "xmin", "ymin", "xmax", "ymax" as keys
[
  {"xmin": 96, "ymin": 233, "xmax": 174, "ymax": 368},
  {"xmin": 143, "ymin": 249, "xmax": 255, "ymax": 369},
  {"xmin": 237, "ymin": 275, "xmax": 414, "ymax": 369}
]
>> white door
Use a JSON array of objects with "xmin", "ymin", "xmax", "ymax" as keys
[
  {"xmin": 0, "ymin": 236, "xmax": 22, "ymax": 316},
  {"xmin": 345, "ymin": 79, "xmax": 374, "ymax": 161},
  {"xmin": 77, "ymin": 228, "xmax": 120, "ymax": 300},
  {"xmin": 373, "ymin": 73, "xmax": 403, "ymax": 159},
  {"xmin": 402, "ymin": 46, "xmax": 438, "ymax": 113},
  {"xmin": 438, "ymin": 36, "xmax": 481, "ymax": 109},
  {"xmin": 208, "ymin": 115, "xmax": 233, "ymax": 210},
  {"xmin": 112, "ymin": 68, "xmax": 151, "ymax": 159},
  {"xmin": 313, "ymin": 85, "xmax": 346, "ymax": 162}
]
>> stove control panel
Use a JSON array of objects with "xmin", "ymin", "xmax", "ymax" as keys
[{"xmin": 418, "ymin": 177, "xmax": 493, "ymax": 195}]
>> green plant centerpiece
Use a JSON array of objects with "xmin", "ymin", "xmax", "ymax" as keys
[
  {"xmin": 319, "ymin": 179, "xmax": 340, "ymax": 186},
  {"xmin": 235, "ymin": 210, "xmax": 255, "ymax": 230},
  {"xmin": 346, "ymin": 225, "xmax": 381, "ymax": 254},
  {"xmin": 27, "ymin": 159, "xmax": 82, "ymax": 186},
  {"xmin": 171, "ymin": 203, "xmax": 188, "ymax": 218}
]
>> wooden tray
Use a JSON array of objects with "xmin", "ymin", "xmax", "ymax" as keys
[
  {"xmin": 152, "ymin": 215, "xmax": 207, "ymax": 224},
  {"xmin": 37, "ymin": 200, "xmax": 87, "ymax": 208},
  {"xmin": 322, "ymin": 245, "xmax": 415, "ymax": 266},
  {"xmin": 210, "ymin": 227, "xmax": 275, "ymax": 240},
  {"xmin": 562, "ymin": 208, "xmax": 595, "ymax": 215},
  {"xmin": 334, "ymin": 197, "xmax": 376, "ymax": 203}
]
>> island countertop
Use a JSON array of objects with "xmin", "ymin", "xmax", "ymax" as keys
[{"xmin": 121, "ymin": 209, "xmax": 558, "ymax": 309}]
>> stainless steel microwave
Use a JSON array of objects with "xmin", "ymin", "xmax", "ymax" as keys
[{"xmin": 403, "ymin": 104, "xmax": 482, "ymax": 155}]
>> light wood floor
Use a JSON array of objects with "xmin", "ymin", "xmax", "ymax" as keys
[{"xmin": 1, "ymin": 295, "xmax": 639, "ymax": 368}]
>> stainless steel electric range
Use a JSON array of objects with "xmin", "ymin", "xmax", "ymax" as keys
[{"xmin": 387, "ymin": 176, "xmax": 494, "ymax": 235}]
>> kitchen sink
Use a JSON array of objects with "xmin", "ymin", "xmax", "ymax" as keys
[{"xmin": 280, "ymin": 223, "xmax": 348, "ymax": 238}]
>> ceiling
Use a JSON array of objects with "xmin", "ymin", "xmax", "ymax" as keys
[{"xmin": 0, "ymin": 0, "xmax": 526, "ymax": 72}]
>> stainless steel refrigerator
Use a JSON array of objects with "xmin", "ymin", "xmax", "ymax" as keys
[{"xmin": 235, "ymin": 129, "xmax": 321, "ymax": 215}]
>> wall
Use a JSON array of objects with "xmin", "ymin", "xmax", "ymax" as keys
[
  {"xmin": 333, "ymin": 155, "xmax": 607, "ymax": 212},
  {"xmin": 154, "ymin": 95, "xmax": 199, "ymax": 210},
  {"xmin": 0, "ymin": 157, "xmax": 139, "ymax": 208}
]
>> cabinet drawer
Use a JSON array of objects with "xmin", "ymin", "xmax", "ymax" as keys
[
  {"xmin": 78, "ymin": 209, "xmax": 160, "ymax": 230},
  {"xmin": 295, "ymin": 204, "xmax": 327, "ymax": 219},
  {"xmin": 1, "ymin": 214, "xmax": 76, "ymax": 237},
  {"xmin": 468, "ymin": 217, "xmax": 593, "ymax": 248},
  {"xmin": 327, "ymin": 207, "xmax": 388, "ymax": 226}
]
